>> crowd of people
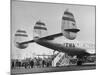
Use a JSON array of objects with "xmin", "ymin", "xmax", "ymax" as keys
[
  {"xmin": 11, "ymin": 57, "xmax": 53, "ymax": 69},
  {"xmin": 11, "ymin": 54, "xmax": 96, "ymax": 69}
]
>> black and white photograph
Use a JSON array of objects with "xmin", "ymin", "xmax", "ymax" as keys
[{"xmin": 11, "ymin": 0, "xmax": 96, "ymax": 74}]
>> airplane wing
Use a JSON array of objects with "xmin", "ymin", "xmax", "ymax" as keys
[{"xmin": 20, "ymin": 33, "xmax": 63, "ymax": 44}]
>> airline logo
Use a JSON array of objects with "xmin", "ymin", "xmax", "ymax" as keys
[{"xmin": 64, "ymin": 42, "xmax": 95, "ymax": 49}]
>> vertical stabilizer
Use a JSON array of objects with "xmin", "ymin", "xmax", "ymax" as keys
[{"xmin": 33, "ymin": 20, "xmax": 48, "ymax": 39}]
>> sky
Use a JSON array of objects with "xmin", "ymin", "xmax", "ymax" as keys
[{"xmin": 11, "ymin": 0, "xmax": 95, "ymax": 59}]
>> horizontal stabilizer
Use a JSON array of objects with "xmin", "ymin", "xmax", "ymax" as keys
[
  {"xmin": 20, "ymin": 33, "xmax": 63, "ymax": 44},
  {"xmin": 19, "ymin": 40, "xmax": 35, "ymax": 45},
  {"xmin": 40, "ymin": 33, "xmax": 63, "ymax": 40}
]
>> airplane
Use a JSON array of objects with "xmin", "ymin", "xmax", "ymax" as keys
[{"xmin": 14, "ymin": 9, "xmax": 96, "ymax": 66}]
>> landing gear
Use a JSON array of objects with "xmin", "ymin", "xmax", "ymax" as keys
[
  {"xmin": 77, "ymin": 61, "xmax": 83, "ymax": 66},
  {"xmin": 76, "ymin": 56, "xmax": 84, "ymax": 66}
]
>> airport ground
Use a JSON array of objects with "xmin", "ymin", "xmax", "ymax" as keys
[{"xmin": 11, "ymin": 63, "xmax": 96, "ymax": 74}]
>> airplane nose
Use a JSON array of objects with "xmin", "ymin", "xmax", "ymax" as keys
[{"xmin": 64, "ymin": 29, "xmax": 80, "ymax": 33}]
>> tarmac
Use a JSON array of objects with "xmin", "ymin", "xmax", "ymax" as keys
[{"xmin": 11, "ymin": 64, "xmax": 96, "ymax": 74}]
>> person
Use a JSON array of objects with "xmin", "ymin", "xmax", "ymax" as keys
[
  {"xmin": 42, "ymin": 60, "xmax": 45, "ymax": 67},
  {"xmin": 11, "ymin": 61, "xmax": 14, "ymax": 69},
  {"xmin": 30, "ymin": 60, "xmax": 34, "ymax": 68}
]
